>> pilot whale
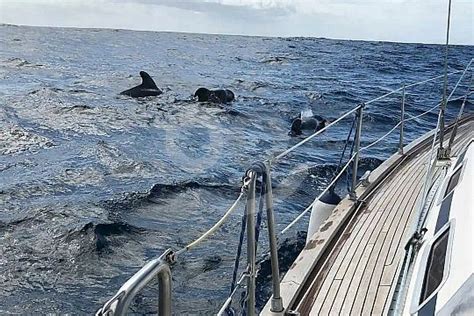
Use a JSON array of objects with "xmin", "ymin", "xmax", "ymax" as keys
[
  {"xmin": 194, "ymin": 87, "xmax": 235, "ymax": 103},
  {"xmin": 289, "ymin": 114, "xmax": 327, "ymax": 137},
  {"xmin": 120, "ymin": 71, "xmax": 162, "ymax": 98}
]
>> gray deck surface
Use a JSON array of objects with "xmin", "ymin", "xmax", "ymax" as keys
[{"xmin": 295, "ymin": 120, "xmax": 473, "ymax": 315}]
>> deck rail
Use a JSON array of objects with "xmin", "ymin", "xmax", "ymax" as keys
[
  {"xmin": 96, "ymin": 249, "xmax": 174, "ymax": 316},
  {"xmin": 96, "ymin": 58, "xmax": 473, "ymax": 316}
]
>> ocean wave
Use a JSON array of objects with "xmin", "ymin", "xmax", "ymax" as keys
[
  {"xmin": 2, "ymin": 57, "xmax": 44, "ymax": 68},
  {"xmin": 70, "ymin": 221, "xmax": 144, "ymax": 252},
  {"xmin": 0, "ymin": 125, "xmax": 55, "ymax": 155},
  {"xmin": 259, "ymin": 55, "xmax": 298, "ymax": 64},
  {"xmin": 102, "ymin": 179, "xmax": 241, "ymax": 213}
]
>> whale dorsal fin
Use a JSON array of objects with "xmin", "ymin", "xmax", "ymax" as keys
[{"xmin": 139, "ymin": 71, "xmax": 159, "ymax": 89}]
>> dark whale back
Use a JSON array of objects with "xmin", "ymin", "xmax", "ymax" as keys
[
  {"xmin": 224, "ymin": 89, "xmax": 235, "ymax": 102},
  {"xmin": 120, "ymin": 71, "xmax": 162, "ymax": 98},
  {"xmin": 289, "ymin": 118, "xmax": 303, "ymax": 136},
  {"xmin": 194, "ymin": 87, "xmax": 235, "ymax": 103},
  {"xmin": 194, "ymin": 87, "xmax": 210, "ymax": 101},
  {"xmin": 289, "ymin": 116, "xmax": 326, "ymax": 136},
  {"xmin": 300, "ymin": 118, "xmax": 318, "ymax": 130}
]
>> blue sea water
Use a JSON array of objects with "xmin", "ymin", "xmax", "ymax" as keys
[{"xmin": 0, "ymin": 24, "xmax": 472, "ymax": 314}]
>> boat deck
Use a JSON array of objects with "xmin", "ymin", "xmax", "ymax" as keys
[{"xmin": 264, "ymin": 117, "xmax": 474, "ymax": 316}]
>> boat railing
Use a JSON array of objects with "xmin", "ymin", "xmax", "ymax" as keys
[
  {"xmin": 96, "ymin": 58, "xmax": 473, "ymax": 316},
  {"xmin": 96, "ymin": 249, "xmax": 174, "ymax": 316}
]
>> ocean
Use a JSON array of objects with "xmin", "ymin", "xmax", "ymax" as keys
[{"xmin": 0, "ymin": 24, "xmax": 472, "ymax": 314}]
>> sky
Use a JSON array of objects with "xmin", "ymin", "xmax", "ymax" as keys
[{"xmin": 0, "ymin": 0, "xmax": 472, "ymax": 44}]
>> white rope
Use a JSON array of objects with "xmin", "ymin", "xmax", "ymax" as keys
[
  {"xmin": 176, "ymin": 67, "xmax": 467, "ymax": 254},
  {"xmin": 365, "ymin": 88, "xmax": 404, "ymax": 106},
  {"xmin": 365, "ymin": 70, "xmax": 464, "ymax": 106},
  {"xmin": 280, "ymin": 152, "xmax": 356, "ymax": 234},
  {"xmin": 404, "ymin": 60, "xmax": 473, "ymax": 123},
  {"xmin": 447, "ymin": 58, "xmax": 474, "ymax": 98},
  {"xmin": 350, "ymin": 59, "xmax": 472, "ymax": 155},
  {"xmin": 360, "ymin": 121, "xmax": 402, "ymax": 152},
  {"xmin": 404, "ymin": 69, "xmax": 463, "ymax": 89},
  {"xmin": 405, "ymin": 103, "xmax": 440, "ymax": 122},
  {"xmin": 175, "ymin": 192, "xmax": 245, "ymax": 256}
]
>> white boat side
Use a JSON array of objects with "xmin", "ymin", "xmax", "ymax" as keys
[{"xmin": 404, "ymin": 140, "xmax": 474, "ymax": 316}]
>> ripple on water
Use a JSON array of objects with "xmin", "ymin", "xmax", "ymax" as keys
[{"xmin": 0, "ymin": 125, "xmax": 54, "ymax": 155}]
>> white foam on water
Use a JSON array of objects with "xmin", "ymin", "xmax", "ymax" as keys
[{"xmin": 300, "ymin": 108, "xmax": 313, "ymax": 118}]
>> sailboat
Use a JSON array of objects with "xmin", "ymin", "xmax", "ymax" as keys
[{"xmin": 96, "ymin": 1, "xmax": 473, "ymax": 315}]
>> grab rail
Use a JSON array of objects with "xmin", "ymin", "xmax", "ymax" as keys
[
  {"xmin": 96, "ymin": 60, "xmax": 473, "ymax": 316},
  {"xmin": 398, "ymin": 84, "xmax": 406, "ymax": 154},
  {"xmin": 96, "ymin": 249, "xmax": 174, "ymax": 316}
]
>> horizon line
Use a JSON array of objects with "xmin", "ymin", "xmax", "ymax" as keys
[{"xmin": 1, "ymin": 22, "xmax": 472, "ymax": 47}]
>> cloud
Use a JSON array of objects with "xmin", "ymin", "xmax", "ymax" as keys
[
  {"xmin": 0, "ymin": 0, "xmax": 472, "ymax": 44},
  {"xmin": 111, "ymin": 0, "xmax": 291, "ymax": 19}
]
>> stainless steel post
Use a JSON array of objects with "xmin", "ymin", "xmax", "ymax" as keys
[
  {"xmin": 437, "ymin": 0, "xmax": 452, "ymax": 160},
  {"xmin": 398, "ymin": 85, "xmax": 406, "ymax": 155},
  {"xmin": 351, "ymin": 105, "xmax": 364, "ymax": 200},
  {"xmin": 264, "ymin": 163, "xmax": 284, "ymax": 312},
  {"xmin": 447, "ymin": 94, "xmax": 468, "ymax": 152},
  {"xmin": 158, "ymin": 264, "xmax": 172, "ymax": 316},
  {"xmin": 246, "ymin": 171, "xmax": 257, "ymax": 316},
  {"xmin": 109, "ymin": 249, "xmax": 173, "ymax": 316}
]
